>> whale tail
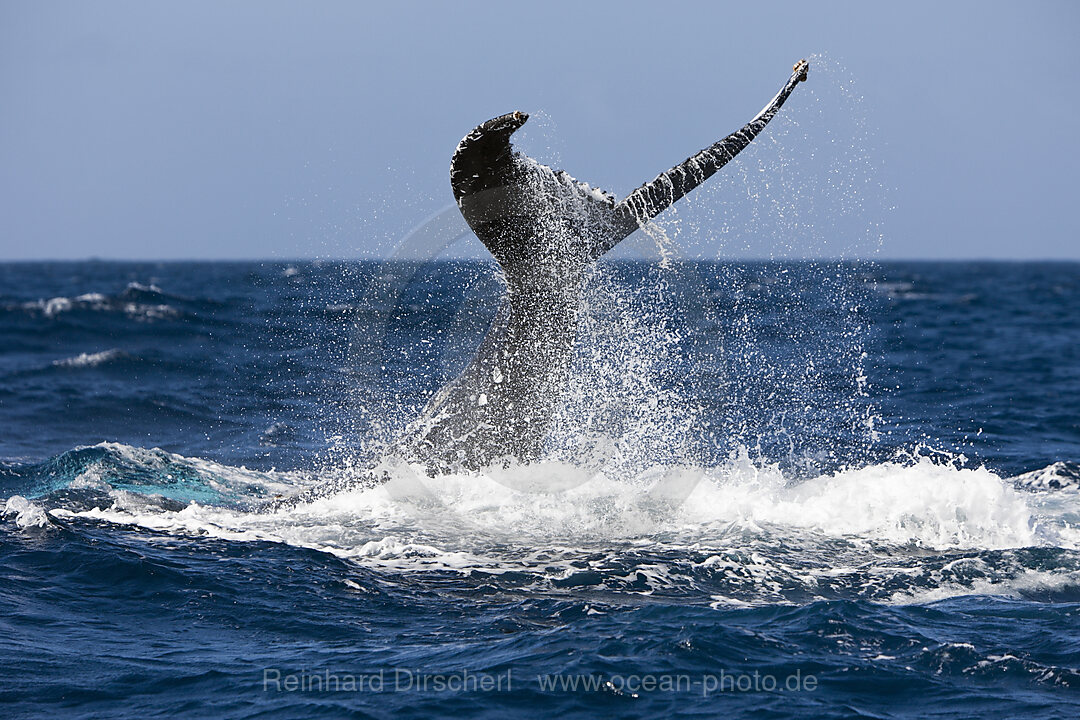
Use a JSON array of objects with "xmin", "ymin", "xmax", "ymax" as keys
[
  {"xmin": 403, "ymin": 61, "xmax": 810, "ymax": 471},
  {"xmin": 449, "ymin": 60, "xmax": 810, "ymax": 269}
]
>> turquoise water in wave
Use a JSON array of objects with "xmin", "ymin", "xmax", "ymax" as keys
[{"xmin": 2, "ymin": 260, "xmax": 1079, "ymax": 718}]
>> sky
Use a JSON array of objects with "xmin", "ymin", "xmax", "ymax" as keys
[{"xmin": 1, "ymin": 0, "xmax": 1078, "ymax": 260}]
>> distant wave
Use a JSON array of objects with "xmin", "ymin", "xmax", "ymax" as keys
[
  {"xmin": 124, "ymin": 281, "xmax": 164, "ymax": 294},
  {"xmin": 4, "ymin": 281, "xmax": 217, "ymax": 322},
  {"xmin": 51, "ymin": 349, "xmax": 128, "ymax": 368},
  {"xmin": 15, "ymin": 291, "xmax": 180, "ymax": 321}
]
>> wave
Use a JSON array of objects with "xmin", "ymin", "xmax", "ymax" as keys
[
  {"xmin": 4, "ymin": 443, "xmax": 1078, "ymax": 605},
  {"xmin": 1012, "ymin": 461, "xmax": 1080, "ymax": 490},
  {"xmin": 4, "ymin": 281, "xmax": 230, "ymax": 324},
  {"xmin": 0, "ymin": 442, "xmax": 313, "ymax": 506},
  {"xmin": 2, "ymin": 495, "xmax": 49, "ymax": 529},
  {"xmin": 51, "ymin": 348, "xmax": 128, "ymax": 368},
  {"xmin": 13, "ymin": 291, "xmax": 181, "ymax": 322}
]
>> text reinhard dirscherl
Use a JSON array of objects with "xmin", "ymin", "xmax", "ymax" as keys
[{"xmin": 262, "ymin": 668, "xmax": 818, "ymax": 697}]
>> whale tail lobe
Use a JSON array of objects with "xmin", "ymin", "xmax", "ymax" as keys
[{"xmin": 597, "ymin": 59, "xmax": 810, "ymax": 258}]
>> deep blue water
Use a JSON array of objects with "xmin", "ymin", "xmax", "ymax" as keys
[{"xmin": 2, "ymin": 260, "xmax": 1079, "ymax": 718}]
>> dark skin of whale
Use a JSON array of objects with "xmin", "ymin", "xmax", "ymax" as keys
[{"xmin": 397, "ymin": 61, "xmax": 810, "ymax": 473}]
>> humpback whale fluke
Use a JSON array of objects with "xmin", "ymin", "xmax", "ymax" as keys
[{"xmin": 397, "ymin": 61, "xmax": 810, "ymax": 473}]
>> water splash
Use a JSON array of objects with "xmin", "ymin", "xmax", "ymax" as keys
[{"xmin": 6, "ymin": 442, "xmax": 1076, "ymax": 606}]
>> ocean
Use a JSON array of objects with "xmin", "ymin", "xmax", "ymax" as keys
[{"xmin": 1, "ymin": 259, "xmax": 1078, "ymax": 718}]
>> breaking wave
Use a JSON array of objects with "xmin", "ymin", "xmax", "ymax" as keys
[{"xmin": 5, "ymin": 442, "xmax": 1078, "ymax": 606}]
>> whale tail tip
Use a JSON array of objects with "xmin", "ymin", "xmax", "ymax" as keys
[{"xmin": 793, "ymin": 59, "xmax": 809, "ymax": 83}]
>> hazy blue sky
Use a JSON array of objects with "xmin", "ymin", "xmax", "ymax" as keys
[{"xmin": 2, "ymin": 1, "xmax": 1078, "ymax": 260}]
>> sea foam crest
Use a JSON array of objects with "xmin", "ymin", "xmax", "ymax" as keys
[
  {"xmin": 3, "ymin": 496, "xmax": 49, "ymax": 529},
  {"xmin": 38, "ymin": 452, "xmax": 1048, "ymax": 555},
  {"xmin": 52, "ymin": 349, "xmax": 127, "ymax": 368}
]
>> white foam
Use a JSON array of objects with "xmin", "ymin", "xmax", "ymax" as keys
[
  {"xmin": 888, "ymin": 568, "xmax": 1080, "ymax": 605},
  {"xmin": 23, "ymin": 442, "xmax": 1079, "ymax": 604},
  {"xmin": 20, "ymin": 292, "xmax": 178, "ymax": 321},
  {"xmin": 45, "ymin": 453, "xmax": 1058, "ymax": 556},
  {"xmin": 680, "ymin": 455, "xmax": 1039, "ymax": 550},
  {"xmin": 32, "ymin": 296, "xmax": 74, "ymax": 317},
  {"xmin": 125, "ymin": 282, "xmax": 163, "ymax": 293},
  {"xmin": 1013, "ymin": 461, "xmax": 1080, "ymax": 491},
  {"xmin": 3, "ymin": 496, "xmax": 50, "ymax": 529},
  {"xmin": 52, "ymin": 349, "xmax": 126, "ymax": 368},
  {"xmin": 121, "ymin": 302, "xmax": 179, "ymax": 321}
]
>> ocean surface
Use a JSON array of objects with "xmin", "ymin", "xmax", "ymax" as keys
[{"xmin": 2, "ymin": 259, "xmax": 1079, "ymax": 718}]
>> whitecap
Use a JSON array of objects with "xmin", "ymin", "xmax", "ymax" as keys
[
  {"xmin": 52, "ymin": 348, "xmax": 127, "ymax": 368},
  {"xmin": 3, "ymin": 495, "xmax": 50, "ymax": 529}
]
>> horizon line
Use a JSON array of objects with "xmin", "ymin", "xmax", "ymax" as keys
[{"xmin": 3, "ymin": 256, "xmax": 1080, "ymax": 264}]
